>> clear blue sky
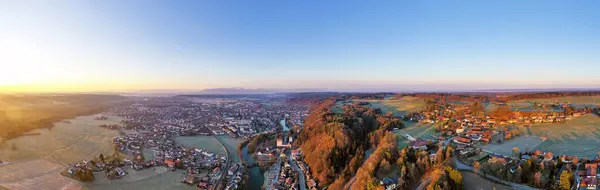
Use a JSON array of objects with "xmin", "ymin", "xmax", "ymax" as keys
[{"xmin": 1, "ymin": 0, "xmax": 599, "ymax": 92}]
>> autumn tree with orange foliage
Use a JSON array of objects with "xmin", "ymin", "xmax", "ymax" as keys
[
  {"xmin": 351, "ymin": 131, "xmax": 397, "ymax": 190},
  {"xmin": 491, "ymin": 105, "xmax": 513, "ymax": 121},
  {"xmin": 296, "ymin": 99, "xmax": 384, "ymax": 187}
]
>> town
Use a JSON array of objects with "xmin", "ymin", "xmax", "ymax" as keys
[
  {"xmin": 396, "ymin": 96, "xmax": 600, "ymax": 190},
  {"xmin": 63, "ymin": 96, "xmax": 312, "ymax": 190},
  {"xmin": 52, "ymin": 92, "xmax": 600, "ymax": 190}
]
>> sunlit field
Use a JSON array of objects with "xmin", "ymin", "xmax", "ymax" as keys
[
  {"xmin": 513, "ymin": 114, "xmax": 600, "ymax": 157},
  {"xmin": 509, "ymin": 96, "xmax": 600, "ymax": 108},
  {"xmin": 0, "ymin": 114, "xmax": 121, "ymax": 165},
  {"xmin": 395, "ymin": 122, "xmax": 437, "ymax": 148},
  {"xmin": 0, "ymin": 159, "xmax": 82, "ymax": 190},
  {"xmin": 461, "ymin": 171, "xmax": 512, "ymax": 190},
  {"xmin": 174, "ymin": 136, "xmax": 226, "ymax": 155},
  {"xmin": 331, "ymin": 96, "xmax": 426, "ymax": 116},
  {"xmin": 483, "ymin": 136, "xmax": 544, "ymax": 156},
  {"xmin": 85, "ymin": 166, "xmax": 195, "ymax": 190},
  {"xmin": 367, "ymin": 96, "xmax": 426, "ymax": 116}
]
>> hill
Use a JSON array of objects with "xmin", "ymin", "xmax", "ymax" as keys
[{"xmin": 295, "ymin": 98, "xmax": 408, "ymax": 188}]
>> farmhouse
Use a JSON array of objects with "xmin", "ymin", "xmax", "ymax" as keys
[
  {"xmin": 543, "ymin": 152, "xmax": 554, "ymax": 162},
  {"xmin": 585, "ymin": 164, "xmax": 597, "ymax": 177},
  {"xmin": 228, "ymin": 164, "xmax": 239, "ymax": 176},
  {"xmin": 410, "ymin": 139, "xmax": 429, "ymax": 150},
  {"xmin": 276, "ymin": 137, "xmax": 292, "ymax": 148},
  {"xmin": 453, "ymin": 136, "xmax": 472, "ymax": 145},
  {"xmin": 580, "ymin": 176, "xmax": 597, "ymax": 190}
]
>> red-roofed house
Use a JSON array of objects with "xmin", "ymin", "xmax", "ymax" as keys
[
  {"xmin": 410, "ymin": 139, "xmax": 429, "ymax": 150},
  {"xmin": 453, "ymin": 136, "xmax": 472, "ymax": 145},
  {"xmin": 586, "ymin": 164, "xmax": 598, "ymax": 177}
]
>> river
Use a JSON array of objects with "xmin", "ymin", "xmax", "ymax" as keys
[{"xmin": 241, "ymin": 143, "xmax": 265, "ymax": 189}]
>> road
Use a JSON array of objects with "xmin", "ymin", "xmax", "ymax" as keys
[
  {"xmin": 345, "ymin": 148, "xmax": 375, "ymax": 190},
  {"xmin": 214, "ymin": 136, "xmax": 231, "ymax": 190},
  {"xmin": 573, "ymin": 163, "xmax": 581, "ymax": 190},
  {"xmin": 415, "ymin": 179, "xmax": 432, "ymax": 190},
  {"xmin": 288, "ymin": 152, "xmax": 307, "ymax": 190},
  {"xmin": 264, "ymin": 157, "xmax": 282, "ymax": 189}
]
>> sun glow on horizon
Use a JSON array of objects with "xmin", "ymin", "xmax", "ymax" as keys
[{"xmin": 1, "ymin": 1, "xmax": 600, "ymax": 93}]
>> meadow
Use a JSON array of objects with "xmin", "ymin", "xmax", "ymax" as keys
[
  {"xmin": 86, "ymin": 166, "xmax": 195, "ymax": 190},
  {"xmin": 513, "ymin": 114, "xmax": 600, "ymax": 158},
  {"xmin": 0, "ymin": 114, "xmax": 124, "ymax": 190},
  {"xmin": 174, "ymin": 136, "xmax": 227, "ymax": 155},
  {"xmin": 510, "ymin": 95, "xmax": 600, "ymax": 108},
  {"xmin": 331, "ymin": 100, "xmax": 351, "ymax": 113},
  {"xmin": 0, "ymin": 114, "xmax": 121, "ymax": 165},
  {"xmin": 395, "ymin": 122, "xmax": 438, "ymax": 148},
  {"xmin": 461, "ymin": 171, "xmax": 512, "ymax": 190},
  {"xmin": 0, "ymin": 159, "xmax": 82, "ymax": 190},
  {"xmin": 482, "ymin": 136, "xmax": 544, "ymax": 156},
  {"xmin": 367, "ymin": 96, "xmax": 426, "ymax": 116}
]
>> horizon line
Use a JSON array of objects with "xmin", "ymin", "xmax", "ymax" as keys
[{"xmin": 2, "ymin": 87, "xmax": 600, "ymax": 95}]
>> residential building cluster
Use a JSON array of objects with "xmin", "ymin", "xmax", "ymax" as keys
[
  {"xmin": 63, "ymin": 97, "xmax": 310, "ymax": 189},
  {"xmin": 402, "ymin": 99, "xmax": 600, "ymax": 189}
]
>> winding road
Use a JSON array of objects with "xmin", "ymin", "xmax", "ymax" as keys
[
  {"xmin": 287, "ymin": 152, "xmax": 306, "ymax": 190},
  {"xmin": 214, "ymin": 136, "xmax": 231, "ymax": 190}
]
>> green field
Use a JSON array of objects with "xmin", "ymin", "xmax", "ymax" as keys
[
  {"xmin": 461, "ymin": 171, "xmax": 512, "ymax": 190},
  {"xmin": 513, "ymin": 114, "xmax": 600, "ymax": 157},
  {"xmin": 395, "ymin": 122, "xmax": 437, "ymax": 148},
  {"xmin": 332, "ymin": 96, "xmax": 426, "ymax": 116},
  {"xmin": 331, "ymin": 100, "xmax": 352, "ymax": 113},
  {"xmin": 174, "ymin": 136, "xmax": 226, "ymax": 155},
  {"xmin": 86, "ymin": 166, "xmax": 195, "ymax": 190},
  {"xmin": 483, "ymin": 136, "xmax": 544, "ymax": 156},
  {"xmin": 510, "ymin": 96, "xmax": 600, "ymax": 108},
  {"xmin": 486, "ymin": 101, "xmax": 562, "ymax": 112},
  {"xmin": 367, "ymin": 96, "xmax": 426, "ymax": 116}
]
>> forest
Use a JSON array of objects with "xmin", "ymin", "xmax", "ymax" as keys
[
  {"xmin": 295, "ymin": 99, "xmax": 380, "ymax": 186},
  {"xmin": 296, "ymin": 98, "xmax": 460, "ymax": 189}
]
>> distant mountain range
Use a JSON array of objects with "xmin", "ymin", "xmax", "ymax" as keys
[
  {"xmin": 125, "ymin": 87, "xmax": 600, "ymax": 96},
  {"xmin": 195, "ymin": 88, "xmax": 336, "ymax": 94},
  {"xmin": 129, "ymin": 88, "xmax": 330, "ymax": 96}
]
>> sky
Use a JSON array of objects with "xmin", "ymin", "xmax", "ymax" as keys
[{"xmin": 1, "ymin": 0, "xmax": 599, "ymax": 93}]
